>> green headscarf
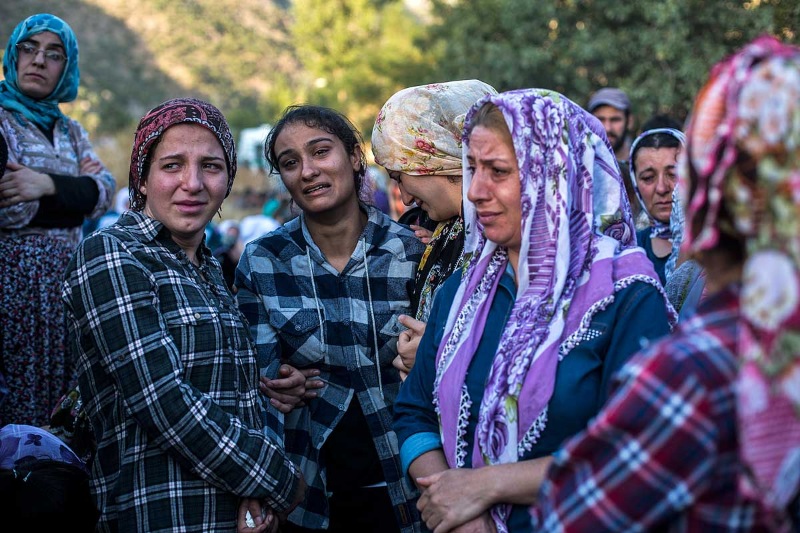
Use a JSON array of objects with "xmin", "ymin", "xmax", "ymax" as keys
[{"xmin": 0, "ymin": 13, "xmax": 80, "ymax": 132}]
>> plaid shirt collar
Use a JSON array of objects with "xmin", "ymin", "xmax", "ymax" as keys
[{"xmin": 119, "ymin": 210, "xmax": 214, "ymax": 265}]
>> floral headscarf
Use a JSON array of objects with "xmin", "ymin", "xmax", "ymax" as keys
[
  {"xmin": 372, "ymin": 79, "xmax": 496, "ymax": 176},
  {"xmin": 434, "ymin": 89, "xmax": 673, "ymax": 531},
  {"xmin": 372, "ymin": 80, "xmax": 497, "ymax": 319},
  {"xmin": 681, "ymin": 35, "xmax": 800, "ymax": 517},
  {"xmin": 0, "ymin": 13, "xmax": 80, "ymax": 132},
  {"xmin": 629, "ymin": 128, "xmax": 686, "ymax": 240},
  {"xmin": 129, "ymin": 97, "xmax": 237, "ymax": 212}
]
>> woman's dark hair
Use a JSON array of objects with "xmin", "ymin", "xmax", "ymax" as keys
[
  {"xmin": 640, "ymin": 114, "xmax": 683, "ymax": 133},
  {"xmin": 684, "ymin": 146, "xmax": 748, "ymax": 266},
  {"xmin": 139, "ymin": 135, "xmax": 163, "ymax": 184},
  {"xmin": 265, "ymin": 105, "xmax": 367, "ymax": 200},
  {"xmin": 131, "ymin": 135, "xmax": 162, "ymax": 211},
  {"xmin": 631, "ymin": 132, "xmax": 682, "ymax": 175},
  {"xmin": 0, "ymin": 460, "xmax": 99, "ymax": 531}
]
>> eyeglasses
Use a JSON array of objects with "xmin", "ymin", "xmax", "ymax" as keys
[{"xmin": 16, "ymin": 42, "xmax": 66, "ymax": 64}]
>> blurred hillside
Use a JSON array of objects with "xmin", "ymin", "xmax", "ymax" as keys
[
  {"xmin": 0, "ymin": 0, "xmax": 303, "ymax": 196},
  {"xmin": 0, "ymin": 0, "xmax": 429, "ymax": 199},
  {"xmin": 1, "ymin": 0, "xmax": 300, "ymax": 132},
  {"xmin": 1, "ymin": 0, "xmax": 796, "ymax": 205}
]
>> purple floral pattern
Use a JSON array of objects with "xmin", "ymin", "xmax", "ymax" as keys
[{"xmin": 434, "ymin": 89, "xmax": 667, "ymax": 530}]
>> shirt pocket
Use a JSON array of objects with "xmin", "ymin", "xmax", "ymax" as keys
[
  {"xmin": 375, "ymin": 312, "xmax": 404, "ymax": 366},
  {"xmin": 164, "ymin": 307, "xmax": 233, "ymax": 401},
  {"xmin": 164, "ymin": 307, "xmax": 223, "ymax": 351},
  {"xmin": 268, "ymin": 307, "xmax": 327, "ymax": 367}
]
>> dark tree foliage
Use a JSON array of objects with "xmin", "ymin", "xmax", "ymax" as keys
[
  {"xmin": 423, "ymin": 0, "xmax": 796, "ymax": 127},
  {"xmin": 1, "ymin": 0, "xmax": 795, "ymax": 161}
]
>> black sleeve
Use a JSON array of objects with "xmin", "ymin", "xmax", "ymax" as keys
[{"xmin": 30, "ymin": 174, "xmax": 100, "ymax": 228}]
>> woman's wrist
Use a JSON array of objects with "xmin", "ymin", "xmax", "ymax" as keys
[{"xmin": 39, "ymin": 171, "xmax": 56, "ymax": 196}]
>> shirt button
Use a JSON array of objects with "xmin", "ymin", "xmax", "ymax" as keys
[
  {"xmin": 195, "ymin": 313, "xmax": 201, "ymax": 319},
  {"xmin": 117, "ymin": 354, "xmax": 125, "ymax": 361},
  {"xmin": 295, "ymin": 324, "xmax": 301, "ymax": 331}
]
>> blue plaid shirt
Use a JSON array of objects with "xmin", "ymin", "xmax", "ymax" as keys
[
  {"xmin": 63, "ymin": 211, "xmax": 302, "ymax": 532},
  {"xmin": 236, "ymin": 205, "xmax": 425, "ymax": 532}
]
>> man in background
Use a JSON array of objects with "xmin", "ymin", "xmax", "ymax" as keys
[
  {"xmin": 588, "ymin": 87, "xmax": 634, "ymax": 161},
  {"xmin": 587, "ymin": 87, "xmax": 643, "ymax": 226}
]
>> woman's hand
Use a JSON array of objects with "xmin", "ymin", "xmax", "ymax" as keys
[
  {"xmin": 416, "ymin": 468, "xmax": 493, "ymax": 532},
  {"xmin": 410, "ymin": 224, "xmax": 434, "ymax": 245},
  {"xmin": 416, "ymin": 457, "xmax": 552, "ymax": 531},
  {"xmin": 392, "ymin": 315, "xmax": 426, "ymax": 381},
  {"xmin": 79, "ymin": 156, "xmax": 103, "ymax": 175},
  {"xmin": 0, "ymin": 161, "xmax": 55, "ymax": 206},
  {"xmin": 450, "ymin": 513, "xmax": 497, "ymax": 533},
  {"xmin": 237, "ymin": 499, "xmax": 279, "ymax": 533},
  {"xmin": 259, "ymin": 364, "xmax": 324, "ymax": 413}
]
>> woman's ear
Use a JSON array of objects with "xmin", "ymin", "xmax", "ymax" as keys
[
  {"xmin": 351, "ymin": 145, "xmax": 364, "ymax": 172},
  {"xmin": 139, "ymin": 183, "xmax": 147, "ymax": 195}
]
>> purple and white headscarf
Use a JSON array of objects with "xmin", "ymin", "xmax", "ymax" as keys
[{"xmin": 433, "ymin": 89, "xmax": 673, "ymax": 530}]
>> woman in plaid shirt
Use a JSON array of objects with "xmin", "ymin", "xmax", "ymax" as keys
[
  {"xmin": 236, "ymin": 105, "xmax": 425, "ymax": 532},
  {"xmin": 63, "ymin": 98, "xmax": 305, "ymax": 532},
  {"xmin": 533, "ymin": 36, "xmax": 800, "ymax": 532}
]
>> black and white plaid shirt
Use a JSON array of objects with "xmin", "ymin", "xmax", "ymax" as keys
[
  {"xmin": 63, "ymin": 211, "xmax": 302, "ymax": 532},
  {"xmin": 236, "ymin": 205, "xmax": 425, "ymax": 532}
]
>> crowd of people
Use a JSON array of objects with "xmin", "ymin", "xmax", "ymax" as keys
[{"xmin": 0, "ymin": 11, "xmax": 798, "ymax": 533}]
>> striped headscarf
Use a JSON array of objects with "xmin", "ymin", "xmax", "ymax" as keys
[
  {"xmin": 0, "ymin": 13, "xmax": 79, "ymax": 132},
  {"xmin": 682, "ymin": 34, "xmax": 800, "ymax": 518},
  {"xmin": 129, "ymin": 97, "xmax": 237, "ymax": 212}
]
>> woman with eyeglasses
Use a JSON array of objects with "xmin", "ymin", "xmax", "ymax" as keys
[{"xmin": 0, "ymin": 14, "xmax": 116, "ymax": 427}]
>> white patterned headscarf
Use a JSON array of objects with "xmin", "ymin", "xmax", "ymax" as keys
[
  {"xmin": 372, "ymin": 79, "xmax": 497, "ymax": 176},
  {"xmin": 433, "ymin": 88, "xmax": 672, "ymax": 531},
  {"xmin": 628, "ymin": 127, "xmax": 686, "ymax": 240}
]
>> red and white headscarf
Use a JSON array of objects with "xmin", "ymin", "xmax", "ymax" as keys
[
  {"xmin": 682, "ymin": 35, "xmax": 800, "ymax": 518},
  {"xmin": 129, "ymin": 97, "xmax": 237, "ymax": 212}
]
